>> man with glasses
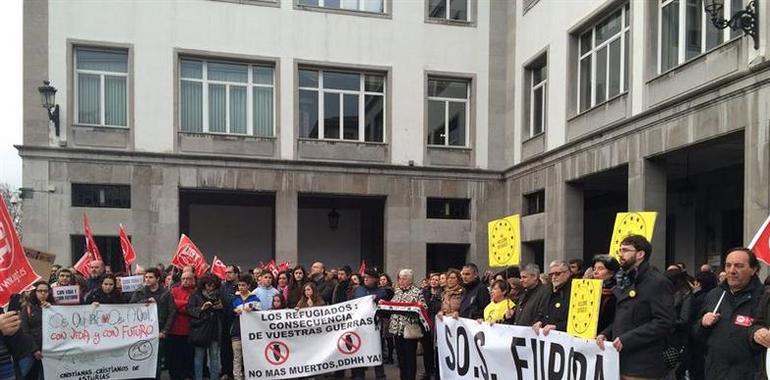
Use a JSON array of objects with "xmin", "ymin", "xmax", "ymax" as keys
[
  {"xmin": 532, "ymin": 260, "xmax": 572, "ymax": 334},
  {"xmin": 596, "ymin": 234, "xmax": 675, "ymax": 380}
]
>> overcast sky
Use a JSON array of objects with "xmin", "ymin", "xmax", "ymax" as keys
[
  {"xmin": 0, "ymin": 1, "xmax": 23, "ymax": 189},
  {"xmin": 0, "ymin": 0, "xmax": 22, "ymax": 187}
]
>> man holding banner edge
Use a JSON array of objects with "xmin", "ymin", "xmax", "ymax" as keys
[{"xmin": 596, "ymin": 234, "xmax": 675, "ymax": 379}]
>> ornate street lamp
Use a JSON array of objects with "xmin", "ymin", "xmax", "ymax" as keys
[
  {"xmin": 37, "ymin": 81, "xmax": 61, "ymax": 137},
  {"xmin": 704, "ymin": 0, "xmax": 759, "ymax": 50}
]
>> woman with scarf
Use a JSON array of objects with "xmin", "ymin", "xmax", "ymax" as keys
[
  {"xmin": 591, "ymin": 255, "xmax": 619, "ymax": 334},
  {"xmin": 276, "ymin": 271, "xmax": 290, "ymax": 304},
  {"xmin": 439, "ymin": 269, "xmax": 464, "ymax": 318},
  {"xmin": 389, "ymin": 269, "xmax": 425, "ymax": 380}
]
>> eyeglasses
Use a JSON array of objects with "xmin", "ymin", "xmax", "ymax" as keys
[
  {"xmin": 618, "ymin": 248, "xmax": 638, "ymax": 254},
  {"xmin": 548, "ymin": 270, "xmax": 567, "ymax": 277},
  {"xmin": 36, "ymin": 289, "xmax": 49, "ymax": 293}
]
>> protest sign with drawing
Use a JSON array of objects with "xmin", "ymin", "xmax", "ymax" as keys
[
  {"xmin": 437, "ymin": 316, "xmax": 619, "ymax": 380},
  {"xmin": 240, "ymin": 295, "xmax": 382, "ymax": 379},
  {"xmin": 43, "ymin": 303, "xmax": 160, "ymax": 380}
]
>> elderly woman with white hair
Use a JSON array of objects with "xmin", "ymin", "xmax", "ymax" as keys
[{"xmin": 388, "ymin": 268, "xmax": 425, "ymax": 380}]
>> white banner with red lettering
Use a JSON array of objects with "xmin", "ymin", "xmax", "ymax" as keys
[
  {"xmin": 240, "ymin": 296, "xmax": 382, "ymax": 379},
  {"xmin": 0, "ymin": 198, "xmax": 40, "ymax": 307},
  {"xmin": 43, "ymin": 304, "xmax": 159, "ymax": 380},
  {"xmin": 437, "ymin": 317, "xmax": 620, "ymax": 380}
]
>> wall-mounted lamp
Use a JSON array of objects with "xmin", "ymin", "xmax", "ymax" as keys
[
  {"xmin": 328, "ymin": 208, "xmax": 340, "ymax": 230},
  {"xmin": 704, "ymin": 0, "xmax": 759, "ymax": 50},
  {"xmin": 37, "ymin": 80, "xmax": 60, "ymax": 137}
]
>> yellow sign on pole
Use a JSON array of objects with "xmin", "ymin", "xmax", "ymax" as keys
[
  {"xmin": 608, "ymin": 212, "xmax": 657, "ymax": 261},
  {"xmin": 488, "ymin": 214, "xmax": 520, "ymax": 267},
  {"xmin": 567, "ymin": 279, "xmax": 602, "ymax": 339}
]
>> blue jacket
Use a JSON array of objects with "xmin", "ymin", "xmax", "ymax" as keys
[
  {"xmin": 230, "ymin": 293, "xmax": 260, "ymax": 339},
  {"xmin": 251, "ymin": 286, "xmax": 280, "ymax": 311}
]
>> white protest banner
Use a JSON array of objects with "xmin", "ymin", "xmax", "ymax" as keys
[
  {"xmin": 240, "ymin": 295, "xmax": 382, "ymax": 379},
  {"xmin": 52, "ymin": 285, "xmax": 80, "ymax": 305},
  {"xmin": 43, "ymin": 303, "xmax": 159, "ymax": 380},
  {"xmin": 119, "ymin": 275, "xmax": 144, "ymax": 293},
  {"xmin": 437, "ymin": 317, "xmax": 619, "ymax": 380}
]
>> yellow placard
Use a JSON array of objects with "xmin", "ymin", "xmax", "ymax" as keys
[
  {"xmin": 608, "ymin": 211, "xmax": 657, "ymax": 261},
  {"xmin": 488, "ymin": 214, "xmax": 520, "ymax": 267},
  {"xmin": 567, "ymin": 279, "xmax": 602, "ymax": 339}
]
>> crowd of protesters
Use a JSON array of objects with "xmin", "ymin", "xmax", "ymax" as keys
[{"xmin": 2, "ymin": 234, "xmax": 770, "ymax": 380}]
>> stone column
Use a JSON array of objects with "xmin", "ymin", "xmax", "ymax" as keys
[
  {"xmin": 545, "ymin": 164, "xmax": 583, "ymax": 263},
  {"xmin": 628, "ymin": 158, "xmax": 667, "ymax": 270},
  {"xmin": 275, "ymin": 189, "xmax": 298, "ymax": 265},
  {"xmin": 744, "ymin": 106, "xmax": 769, "ymax": 248}
]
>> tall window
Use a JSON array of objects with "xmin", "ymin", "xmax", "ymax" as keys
[
  {"xmin": 659, "ymin": 0, "xmax": 742, "ymax": 73},
  {"xmin": 526, "ymin": 58, "xmax": 547, "ymax": 138},
  {"xmin": 578, "ymin": 4, "xmax": 630, "ymax": 113},
  {"xmin": 180, "ymin": 58, "xmax": 274, "ymax": 137},
  {"xmin": 298, "ymin": 69, "xmax": 385, "ymax": 142},
  {"xmin": 427, "ymin": 77, "xmax": 470, "ymax": 147},
  {"xmin": 298, "ymin": 0, "xmax": 384, "ymax": 13},
  {"xmin": 75, "ymin": 48, "xmax": 128, "ymax": 127},
  {"xmin": 428, "ymin": 0, "xmax": 470, "ymax": 21}
]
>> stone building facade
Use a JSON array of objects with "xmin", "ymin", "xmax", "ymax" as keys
[{"xmin": 20, "ymin": 0, "xmax": 770, "ymax": 275}]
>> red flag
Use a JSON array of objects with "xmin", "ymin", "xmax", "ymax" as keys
[
  {"xmin": 119, "ymin": 224, "xmax": 136, "ymax": 273},
  {"xmin": 265, "ymin": 259, "xmax": 279, "ymax": 278},
  {"xmin": 211, "ymin": 256, "xmax": 227, "ymax": 280},
  {"xmin": 83, "ymin": 214, "xmax": 102, "ymax": 261},
  {"xmin": 749, "ymin": 214, "xmax": 770, "ymax": 264},
  {"xmin": 358, "ymin": 260, "xmax": 366, "ymax": 275},
  {"xmin": 277, "ymin": 261, "xmax": 290, "ymax": 273},
  {"xmin": 171, "ymin": 234, "xmax": 209, "ymax": 278},
  {"xmin": 0, "ymin": 198, "xmax": 41, "ymax": 306},
  {"xmin": 74, "ymin": 251, "xmax": 92, "ymax": 277}
]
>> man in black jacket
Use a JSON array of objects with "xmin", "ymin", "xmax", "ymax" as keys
[
  {"xmin": 459, "ymin": 263, "xmax": 490, "ymax": 319},
  {"xmin": 696, "ymin": 248, "xmax": 764, "ymax": 379},
  {"xmin": 596, "ymin": 235, "xmax": 675, "ymax": 379},
  {"xmin": 509, "ymin": 264, "xmax": 549, "ymax": 326},
  {"xmin": 130, "ymin": 267, "xmax": 177, "ymax": 379},
  {"xmin": 533, "ymin": 260, "xmax": 572, "ymax": 334}
]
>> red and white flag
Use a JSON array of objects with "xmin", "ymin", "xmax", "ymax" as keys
[
  {"xmin": 74, "ymin": 251, "xmax": 93, "ymax": 277},
  {"xmin": 83, "ymin": 214, "xmax": 102, "ymax": 261},
  {"xmin": 0, "ymin": 199, "xmax": 41, "ymax": 306},
  {"xmin": 119, "ymin": 224, "xmax": 136, "ymax": 273},
  {"xmin": 265, "ymin": 259, "xmax": 279, "ymax": 278},
  {"xmin": 211, "ymin": 256, "xmax": 228, "ymax": 280},
  {"xmin": 278, "ymin": 261, "xmax": 291, "ymax": 273},
  {"xmin": 358, "ymin": 260, "xmax": 367, "ymax": 275},
  {"xmin": 171, "ymin": 234, "xmax": 209, "ymax": 277},
  {"xmin": 749, "ymin": 214, "xmax": 770, "ymax": 264}
]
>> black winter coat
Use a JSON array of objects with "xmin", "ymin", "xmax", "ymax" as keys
[
  {"xmin": 459, "ymin": 279, "xmax": 490, "ymax": 320},
  {"xmin": 600, "ymin": 261, "xmax": 675, "ymax": 378},
  {"xmin": 694, "ymin": 276, "xmax": 765, "ymax": 380},
  {"xmin": 510, "ymin": 282, "xmax": 549, "ymax": 326},
  {"xmin": 85, "ymin": 288, "xmax": 126, "ymax": 304},
  {"xmin": 20, "ymin": 303, "xmax": 44, "ymax": 351},
  {"xmin": 187, "ymin": 290, "xmax": 225, "ymax": 346},
  {"xmin": 130, "ymin": 286, "xmax": 176, "ymax": 335},
  {"xmin": 535, "ymin": 280, "xmax": 571, "ymax": 331}
]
